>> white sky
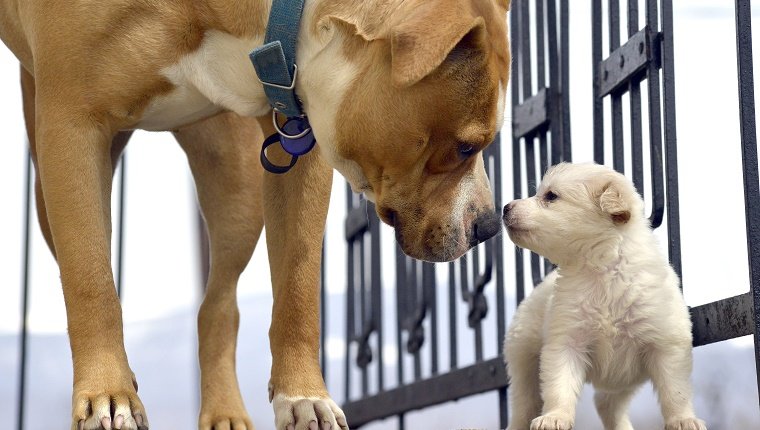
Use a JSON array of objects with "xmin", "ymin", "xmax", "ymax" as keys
[{"xmin": 0, "ymin": 0, "xmax": 759, "ymax": 428}]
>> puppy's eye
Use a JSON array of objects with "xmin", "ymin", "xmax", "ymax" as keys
[{"xmin": 544, "ymin": 191, "xmax": 559, "ymax": 202}]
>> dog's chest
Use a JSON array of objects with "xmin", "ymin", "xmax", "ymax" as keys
[
  {"xmin": 136, "ymin": 30, "xmax": 270, "ymax": 131},
  {"xmin": 574, "ymin": 282, "xmax": 651, "ymax": 388}
]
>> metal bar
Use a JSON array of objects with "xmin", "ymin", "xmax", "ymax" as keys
[
  {"xmin": 546, "ymin": 0, "xmax": 562, "ymax": 165},
  {"xmin": 395, "ymin": 246, "xmax": 406, "ymax": 387},
  {"xmin": 448, "ymin": 262, "xmax": 458, "ymax": 369},
  {"xmin": 645, "ymin": 0, "xmax": 665, "ymax": 229},
  {"xmin": 116, "ymin": 152, "xmax": 127, "ymax": 297},
  {"xmin": 592, "ymin": 0, "xmax": 604, "ymax": 164},
  {"xmin": 394, "ymin": 245, "xmax": 406, "ymax": 430},
  {"xmin": 321, "ymin": 241, "xmax": 326, "ymax": 379},
  {"xmin": 343, "ymin": 357, "xmax": 508, "ymax": 428},
  {"xmin": 627, "ymin": 1, "xmax": 644, "ymax": 194},
  {"xmin": 488, "ymin": 132, "xmax": 508, "ymax": 428},
  {"xmin": 691, "ymin": 293, "xmax": 754, "ymax": 346},
  {"xmin": 536, "ymin": 0, "xmax": 546, "ymax": 89},
  {"xmin": 734, "ymin": 0, "xmax": 760, "ymax": 401},
  {"xmin": 424, "ymin": 263, "xmax": 438, "ymax": 375},
  {"xmin": 473, "ymin": 248, "xmax": 484, "ymax": 362},
  {"xmin": 521, "ymin": 0, "xmax": 533, "ymax": 100},
  {"xmin": 513, "ymin": 88, "xmax": 550, "ymax": 138},
  {"xmin": 370, "ymin": 210, "xmax": 383, "ymax": 391},
  {"xmin": 598, "ymin": 28, "xmax": 652, "ymax": 97},
  {"xmin": 560, "ymin": 0, "xmax": 572, "ymax": 162},
  {"xmin": 661, "ymin": 0, "xmax": 682, "ymax": 279},
  {"xmin": 359, "ymin": 234, "xmax": 368, "ymax": 396},
  {"xmin": 609, "ymin": 0, "xmax": 625, "ymax": 173},
  {"xmin": 409, "ymin": 260, "xmax": 421, "ymax": 380},
  {"xmin": 16, "ymin": 149, "xmax": 33, "ymax": 430},
  {"xmin": 512, "ymin": 0, "xmax": 525, "ymax": 307},
  {"xmin": 344, "ymin": 189, "xmax": 355, "ymax": 400},
  {"xmin": 524, "ymin": 137, "xmax": 543, "ymax": 286}
]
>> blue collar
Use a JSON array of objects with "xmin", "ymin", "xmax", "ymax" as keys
[{"xmin": 249, "ymin": 0, "xmax": 316, "ymax": 174}]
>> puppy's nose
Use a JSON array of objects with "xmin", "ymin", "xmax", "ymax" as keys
[
  {"xmin": 502, "ymin": 202, "xmax": 514, "ymax": 220},
  {"xmin": 472, "ymin": 211, "xmax": 502, "ymax": 245}
]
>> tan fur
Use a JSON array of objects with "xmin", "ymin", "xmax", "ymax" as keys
[{"xmin": 0, "ymin": 1, "xmax": 509, "ymax": 429}]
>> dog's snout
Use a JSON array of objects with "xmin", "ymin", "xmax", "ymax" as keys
[{"xmin": 472, "ymin": 211, "xmax": 502, "ymax": 245}]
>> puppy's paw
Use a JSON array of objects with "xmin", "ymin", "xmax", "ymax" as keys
[
  {"xmin": 272, "ymin": 394, "xmax": 348, "ymax": 430},
  {"xmin": 530, "ymin": 413, "xmax": 573, "ymax": 430},
  {"xmin": 665, "ymin": 417, "xmax": 707, "ymax": 430},
  {"xmin": 72, "ymin": 388, "xmax": 148, "ymax": 430}
]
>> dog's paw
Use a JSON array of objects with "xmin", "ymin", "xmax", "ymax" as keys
[
  {"xmin": 199, "ymin": 414, "xmax": 254, "ymax": 430},
  {"xmin": 199, "ymin": 397, "xmax": 253, "ymax": 430},
  {"xmin": 272, "ymin": 394, "xmax": 348, "ymax": 430},
  {"xmin": 665, "ymin": 417, "xmax": 707, "ymax": 430},
  {"xmin": 72, "ymin": 387, "xmax": 148, "ymax": 430},
  {"xmin": 530, "ymin": 413, "xmax": 573, "ymax": 430},
  {"xmin": 199, "ymin": 384, "xmax": 254, "ymax": 430}
]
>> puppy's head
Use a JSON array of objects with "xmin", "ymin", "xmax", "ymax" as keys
[
  {"xmin": 502, "ymin": 162, "xmax": 644, "ymax": 265},
  {"xmin": 301, "ymin": 0, "xmax": 510, "ymax": 262}
]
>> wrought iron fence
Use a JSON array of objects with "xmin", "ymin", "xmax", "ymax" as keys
[
  {"xmin": 330, "ymin": 0, "xmax": 760, "ymax": 428},
  {"xmin": 9, "ymin": 0, "xmax": 760, "ymax": 429}
]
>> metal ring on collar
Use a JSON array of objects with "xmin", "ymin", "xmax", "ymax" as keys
[
  {"xmin": 271, "ymin": 109, "xmax": 312, "ymax": 139},
  {"xmin": 257, "ymin": 63, "xmax": 299, "ymax": 91},
  {"xmin": 260, "ymin": 133, "xmax": 298, "ymax": 174}
]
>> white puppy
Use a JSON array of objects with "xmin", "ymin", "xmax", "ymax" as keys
[{"xmin": 502, "ymin": 162, "xmax": 706, "ymax": 430}]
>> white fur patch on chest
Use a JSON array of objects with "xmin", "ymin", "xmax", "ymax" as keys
[{"xmin": 136, "ymin": 30, "xmax": 271, "ymax": 131}]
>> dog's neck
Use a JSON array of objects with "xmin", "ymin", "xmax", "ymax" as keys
[{"xmin": 556, "ymin": 220, "xmax": 658, "ymax": 277}]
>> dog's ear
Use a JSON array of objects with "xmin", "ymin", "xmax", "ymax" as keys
[
  {"xmin": 391, "ymin": 2, "xmax": 486, "ymax": 87},
  {"xmin": 319, "ymin": 10, "xmax": 383, "ymax": 43},
  {"xmin": 599, "ymin": 182, "xmax": 631, "ymax": 224}
]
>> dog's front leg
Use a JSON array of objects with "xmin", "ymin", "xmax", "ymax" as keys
[
  {"xmin": 175, "ymin": 112, "xmax": 264, "ymax": 430},
  {"xmin": 260, "ymin": 118, "xmax": 348, "ymax": 430},
  {"xmin": 532, "ymin": 339, "xmax": 588, "ymax": 430},
  {"xmin": 34, "ymin": 105, "xmax": 147, "ymax": 429},
  {"xmin": 647, "ymin": 344, "xmax": 707, "ymax": 430}
]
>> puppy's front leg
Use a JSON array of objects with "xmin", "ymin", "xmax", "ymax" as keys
[
  {"xmin": 647, "ymin": 344, "xmax": 707, "ymax": 430},
  {"xmin": 260, "ymin": 118, "xmax": 348, "ymax": 430},
  {"xmin": 532, "ymin": 338, "xmax": 588, "ymax": 430}
]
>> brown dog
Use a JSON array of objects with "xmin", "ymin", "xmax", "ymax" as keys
[{"xmin": 0, "ymin": 0, "xmax": 510, "ymax": 429}]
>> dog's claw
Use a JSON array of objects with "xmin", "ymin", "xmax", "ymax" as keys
[
  {"xmin": 101, "ymin": 417, "xmax": 112, "ymax": 430},
  {"xmin": 113, "ymin": 415, "xmax": 124, "ymax": 429},
  {"xmin": 78, "ymin": 420, "xmax": 85, "ymax": 430},
  {"xmin": 273, "ymin": 394, "xmax": 347, "ymax": 430},
  {"xmin": 135, "ymin": 413, "xmax": 148, "ymax": 430}
]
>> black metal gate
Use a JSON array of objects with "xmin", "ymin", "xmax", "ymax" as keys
[{"xmin": 330, "ymin": 0, "xmax": 760, "ymax": 428}]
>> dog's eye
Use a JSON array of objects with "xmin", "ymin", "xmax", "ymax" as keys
[
  {"xmin": 544, "ymin": 191, "xmax": 559, "ymax": 202},
  {"xmin": 458, "ymin": 142, "xmax": 476, "ymax": 158}
]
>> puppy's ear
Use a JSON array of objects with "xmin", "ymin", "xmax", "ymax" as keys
[
  {"xmin": 599, "ymin": 182, "xmax": 631, "ymax": 224},
  {"xmin": 391, "ymin": 1, "xmax": 486, "ymax": 87}
]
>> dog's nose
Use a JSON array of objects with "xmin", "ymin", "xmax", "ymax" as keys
[{"xmin": 472, "ymin": 211, "xmax": 502, "ymax": 245}]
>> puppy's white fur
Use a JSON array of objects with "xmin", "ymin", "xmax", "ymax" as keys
[{"xmin": 503, "ymin": 162, "xmax": 706, "ymax": 430}]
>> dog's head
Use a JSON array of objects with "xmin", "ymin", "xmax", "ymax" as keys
[
  {"xmin": 502, "ymin": 162, "xmax": 645, "ymax": 265},
  {"xmin": 299, "ymin": 0, "xmax": 511, "ymax": 262}
]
